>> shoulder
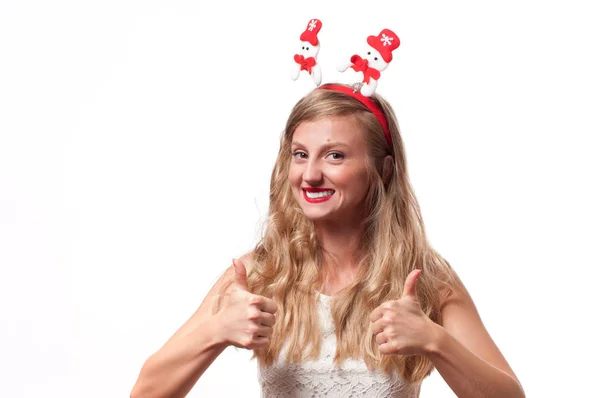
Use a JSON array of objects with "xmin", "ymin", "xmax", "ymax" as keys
[
  {"xmin": 436, "ymin": 266, "xmax": 487, "ymax": 334},
  {"xmin": 437, "ymin": 267, "xmax": 474, "ymax": 315}
]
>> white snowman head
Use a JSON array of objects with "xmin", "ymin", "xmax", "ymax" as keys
[
  {"xmin": 298, "ymin": 40, "xmax": 320, "ymax": 59},
  {"xmin": 361, "ymin": 45, "xmax": 389, "ymax": 72}
]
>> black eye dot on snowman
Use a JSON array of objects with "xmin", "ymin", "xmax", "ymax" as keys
[
  {"xmin": 368, "ymin": 51, "xmax": 371, "ymax": 55},
  {"xmin": 374, "ymin": 57, "xmax": 378, "ymax": 60}
]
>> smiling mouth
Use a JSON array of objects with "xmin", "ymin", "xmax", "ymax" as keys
[
  {"xmin": 302, "ymin": 189, "xmax": 335, "ymax": 203},
  {"xmin": 304, "ymin": 189, "xmax": 335, "ymax": 199}
]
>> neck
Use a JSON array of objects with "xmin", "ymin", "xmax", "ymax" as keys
[{"xmin": 314, "ymin": 216, "xmax": 365, "ymax": 277}]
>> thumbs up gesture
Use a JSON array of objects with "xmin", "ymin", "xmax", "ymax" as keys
[
  {"xmin": 369, "ymin": 270, "xmax": 437, "ymax": 356},
  {"xmin": 213, "ymin": 259, "xmax": 278, "ymax": 350}
]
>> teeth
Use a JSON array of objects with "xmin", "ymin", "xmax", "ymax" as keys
[{"xmin": 305, "ymin": 190, "xmax": 334, "ymax": 199}]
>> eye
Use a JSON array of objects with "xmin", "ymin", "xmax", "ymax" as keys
[
  {"xmin": 293, "ymin": 151, "xmax": 307, "ymax": 159},
  {"xmin": 327, "ymin": 152, "xmax": 344, "ymax": 160},
  {"xmin": 374, "ymin": 57, "xmax": 378, "ymax": 61},
  {"xmin": 301, "ymin": 46, "xmax": 305, "ymax": 50},
  {"xmin": 367, "ymin": 51, "xmax": 371, "ymax": 55}
]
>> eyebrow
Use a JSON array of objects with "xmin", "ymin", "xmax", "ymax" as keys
[{"xmin": 291, "ymin": 141, "xmax": 350, "ymax": 153}]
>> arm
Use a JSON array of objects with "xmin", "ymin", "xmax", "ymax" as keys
[
  {"xmin": 130, "ymin": 268, "xmax": 233, "ymax": 398},
  {"xmin": 371, "ymin": 270, "xmax": 525, "ymax": 397},
  {"xmin": 425, "ymin": 278, "xmax": 525, "ymax": 398},
  {"xmin": 131, "ymin": 253, "xmax": 271, "ymax": 398}
]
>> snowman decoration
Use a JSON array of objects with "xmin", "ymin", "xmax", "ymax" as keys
[
  {"xmin": 291, "ymin": 19, "xmax": 322, "ymax": 86},
  {"xmin": 337, "ymin": 29, "xmax": 400, "ymax": 96}
]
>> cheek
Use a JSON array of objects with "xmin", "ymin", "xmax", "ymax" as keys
[
  {"xmin": 288, "ymin": 165, "xmax": 302, "ymax": 185},
  {"xmin": 331, "ymin": 166, "xmax": 369, "ymax": 186},
  {"xmin": 346, "ymin": 169, "xmax": 370, "ymax": 198}
]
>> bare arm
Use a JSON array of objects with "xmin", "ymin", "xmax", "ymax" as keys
[
  {"xmin": 130, "ymin": 253, "xmax": 274, "ymax": 398},
  {"xmin": 130, "ymin": 267, "xmax": 233, "ymax": 398},
  {"xmin": 426, "ymin": 278, "xmax": 525, "ymax": 398}
]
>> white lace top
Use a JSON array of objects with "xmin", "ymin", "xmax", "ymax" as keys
[{"xmin": 257, "ymin": 293, "xmax": 421, "ymax": 397}]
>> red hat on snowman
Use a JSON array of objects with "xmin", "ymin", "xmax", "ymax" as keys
[
  {"xmin": 367, "ymin": 28, "xmax": 400, "ymax": 63},
  {"xmin": 300, "ymin": 19, "xmax": 322, "ymax": 46}
]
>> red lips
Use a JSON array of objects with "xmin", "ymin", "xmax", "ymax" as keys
[{"xmin": 302, "ymin": 188, "xmax": 335, "ymax": 203}]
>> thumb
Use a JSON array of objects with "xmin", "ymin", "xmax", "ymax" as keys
[
  {"xmin": 401, "ymin": 269, "xmax": 422, "ymax": 301},
  {"xmin": 232, "ymin": 258, "xmax": 248, "ymax": 291}
]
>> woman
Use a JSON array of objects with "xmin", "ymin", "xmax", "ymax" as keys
[{"xmin": 131, "ymin": 84, "xmax": 525, "ymax": 397}]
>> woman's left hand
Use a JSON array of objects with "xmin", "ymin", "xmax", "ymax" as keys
[{"xmin": 370, "ymin": 269, "xmax": 438, "ymax": 357}]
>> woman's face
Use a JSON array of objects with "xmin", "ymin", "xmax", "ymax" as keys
[{"xmin": 288, "ymin": 115, "xmax": 371, "ymax": 223}]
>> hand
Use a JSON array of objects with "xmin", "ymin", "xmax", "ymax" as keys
[
  {"xmin": 369, "ymin": 269, "xmax": 437, "ymax": 357},
  {"xmin": 214, "ymin": 258, "xmax": 277, "ymax": 350}
]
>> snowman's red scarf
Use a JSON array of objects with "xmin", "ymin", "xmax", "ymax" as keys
[
  {"xmin": 318, "ymin": 84, "xmax": 392, "ymax": 149},
  {"xmin": 350, "ymin": 55, "xmax": 381, "ymax": 84},
  {"xmin": 294, "ymin": 55, "xmax": 316, "ymax": 73}
]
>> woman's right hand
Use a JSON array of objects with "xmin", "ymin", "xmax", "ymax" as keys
[{"xmin": 213, "ymin": 258, "xmax": 277, "ymax": 350}]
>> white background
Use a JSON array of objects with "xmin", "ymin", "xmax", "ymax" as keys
[{"xmin": 1, "ymin": 1, "xmax": 599, "ymax": 397}]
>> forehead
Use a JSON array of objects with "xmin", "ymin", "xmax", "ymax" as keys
[{"xmin": 292, "ymin": 115, "xmax": 366, "ymax": 148}]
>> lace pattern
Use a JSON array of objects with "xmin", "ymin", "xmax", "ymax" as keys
[{"xmin": 258, "ymin": 294, "xmax": 421, "ymax": 397}]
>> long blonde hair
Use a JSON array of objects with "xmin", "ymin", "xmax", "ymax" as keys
[{"xmin": 246, "ymin": 85, "xmax": 459, "ymax": 384}]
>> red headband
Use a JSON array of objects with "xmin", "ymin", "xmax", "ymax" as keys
[{"xmin": 318, "ymin": 84, "xmax": 392, "ymax": 148}]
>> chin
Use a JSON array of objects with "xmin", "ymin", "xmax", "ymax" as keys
[
  {"xmin": 304, "ymin": 213, "xmax": 332, "ymax": 222},
  {"xmin": 297, "ymin": 205, "xmax": 334, "ymax": 221},
  {"xmin": 299, "ymin": 207, "xmax": 327, "ymax": 219}
]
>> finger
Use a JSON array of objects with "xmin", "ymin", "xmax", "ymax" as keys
[
  {"xmin": 232, "ymin": 258, "xmax": 248, "ymax": 291},
  {"xmin": 256, "ymin": 297, "xmax": 278, "ymax": 315},
  {"xmin": 371, "ymin": 319, "xmax": 385, "ymax": 335},
  {"xmin": 249, "ymin": 336, "xmax": 269, "ymax": 349},
  {"xmin": 378, "ymin": 341, "xmax": 396, "ymax": 355},
  {"xmin": 401, "ymin": 269, "xmax": 422, "ymax": 301},
  {"xmin": 256, "ymin": 325, "xmax": 273, "ymax": 338},
  {"xmin": 375, "ymin": 332, "xmax": 387, "ymax": 345},
  {"xmin": 370, "ymin": 306, "xmax": 384, "ymax": 323},
  {"xmin": 260, "ymin": 312, "xmax": 276, "ymax": 327}
]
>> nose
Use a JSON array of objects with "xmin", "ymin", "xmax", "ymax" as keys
[{"xmin": 303, "ymin": 158, "xmax": 323, "ymax": 186}]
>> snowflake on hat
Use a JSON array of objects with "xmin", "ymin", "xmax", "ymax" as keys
[
  {"xmin": 291, "ymin": 19, "xmax": 322, "ymax": 86},
  {"xmin": 337, "ymin": 28, "xmax": 400, "ymax": 96}
]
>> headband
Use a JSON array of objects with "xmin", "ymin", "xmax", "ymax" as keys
[
  {"xmin": 318, "ymin": 84, "xmax": 392, "ymax": 148},
  {"xmin": 291, "ymin": 19, "xmax": 400, "ymax": 149}
]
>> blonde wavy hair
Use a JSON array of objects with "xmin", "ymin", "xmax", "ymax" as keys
[{"xmin": 245, "ymin": 84, "xmax": 459, "ymax": 384}]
